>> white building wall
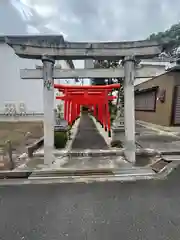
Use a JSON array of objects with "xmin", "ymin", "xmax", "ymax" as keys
[
  {"xmin": 134, "ymin": 60, "xmax": 170, "ymax": 86},
  {"xmin": 0, "ymin": 43, "xmax": 70, "ymax": 114}
]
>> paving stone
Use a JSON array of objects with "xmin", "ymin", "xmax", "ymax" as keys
[
  {"xmin": 60, "ymin": 156, "xmax": 130, "ymax": 169},
  {"xmin": 136, "ymin": 123, "xmax": 180, "ymax": 152}
]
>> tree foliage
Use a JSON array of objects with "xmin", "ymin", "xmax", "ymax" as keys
[
  {"xmin": 91, "ymin": 60, "xmax": 122, "ymax": 86},
  {"xmin": 147, "ymin": 22, "xmax": 180, "ymax": 55}
]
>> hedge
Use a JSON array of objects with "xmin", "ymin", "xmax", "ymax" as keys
[{"xmin": 54, "ymin": 131, "xmax": 68, "ymax": 149}]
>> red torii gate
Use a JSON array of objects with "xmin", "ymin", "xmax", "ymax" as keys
[{"xmin": 54, "ymin": 83, "xmax": 120, "ymax": 137}]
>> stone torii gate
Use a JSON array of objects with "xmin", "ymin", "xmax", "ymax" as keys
[{"xmin": 6, "ymin": 36, "xmax": 163, "ymax": 165}]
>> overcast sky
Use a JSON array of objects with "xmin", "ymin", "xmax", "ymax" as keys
[
  {"xmin": 0, "ymin": 0, "xmax": 179, "ymax": 110},
  {"xmin": 0, "ymin": 0, "xmax": 180, "ymax": 41},
  {"xmin": 1, "ymin": 0, "xmax": 179, "ymax": 78}
]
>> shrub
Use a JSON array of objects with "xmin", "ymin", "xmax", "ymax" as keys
[
  {"xmin": 54, "ymin": 131, "xmax": 68, "ymax": 149},
  {"xmin": 110, "ymin": 114, "xmax": 116, "ymax": 124}
]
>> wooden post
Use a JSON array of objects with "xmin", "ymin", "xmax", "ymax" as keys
[{"xmin": 6, "ymin": 140, "xmax": 14, "ymax": 170}]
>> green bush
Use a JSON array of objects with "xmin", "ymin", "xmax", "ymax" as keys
[{"xmin": 54, "ymin": 131, "xmax": 68, "ymax": 149}]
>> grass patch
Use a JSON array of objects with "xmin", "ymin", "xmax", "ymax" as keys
[{"xmin": 0, "ymin": 121, "xmax": 43, "ymax": 152}]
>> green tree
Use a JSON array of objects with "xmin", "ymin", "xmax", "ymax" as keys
[
  {"xmin": 147, "ymin": 22, "xmax": 180, "ymax": 55},
  {"xmin": 92, "ymin": 60, "xmax": 121, "ymax": 86}
]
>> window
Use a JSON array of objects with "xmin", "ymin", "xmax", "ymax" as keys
[{"xmin": 135, "ymin": 87, "xmax": 158, "ymax": 112}]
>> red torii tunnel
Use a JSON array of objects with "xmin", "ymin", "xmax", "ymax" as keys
[{"xmin": 54, "ymin": 83, "xmax": 120, "ymax": 137}]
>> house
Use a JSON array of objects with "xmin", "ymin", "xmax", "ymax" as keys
[
  {"xmin": 0, "ymin": 35, "xmax": 74, "ymax": 115},
  {"xmin": 135, "ymin": 66, "xmax": 180, "ymax": 126}
]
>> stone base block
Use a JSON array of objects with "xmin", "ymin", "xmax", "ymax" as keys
[
  {"xmin": 112, "ymin": 127, "xmax": 125, "ymax": 142},
  {"xmin": 111, "ymin": 127, "xmax": 125, "ymax": 148}
]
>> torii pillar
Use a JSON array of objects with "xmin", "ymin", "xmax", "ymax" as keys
[
  {"xmin": 42, "ymin": 55, "xmax": 55, "ymax": 165},
  {"xmin": 85, "ymin": 59, "xmax": 94, "ymax": 69},
  {"xmin": 84, "ymin": 59, "xmax": 94, "ymax": 85},
  {"xmin": 123, "ymin": 56, "xmax": 136, "ymax": 163}
]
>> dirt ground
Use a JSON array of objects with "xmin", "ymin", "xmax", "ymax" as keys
[{"xmin": 0, "ymin": 121, "xmax": 43, "ymax": 169}]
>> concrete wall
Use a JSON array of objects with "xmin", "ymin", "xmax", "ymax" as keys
[
  {"xmin": 135, "ymin": 71, "xmax": 180, "ymax": 126},
  {"xmin": 0, "ymin": 43, "xmax": 70, "ymax": 115}
]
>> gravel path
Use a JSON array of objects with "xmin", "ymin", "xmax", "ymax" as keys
[{"xmin": 71, "ymin": 114, "xmax": 108, "ymax": 150}]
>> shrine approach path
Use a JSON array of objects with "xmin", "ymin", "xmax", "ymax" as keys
[{"xmin": 71, "ymin": 113, "xmax": 108, "ymax": 150}]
